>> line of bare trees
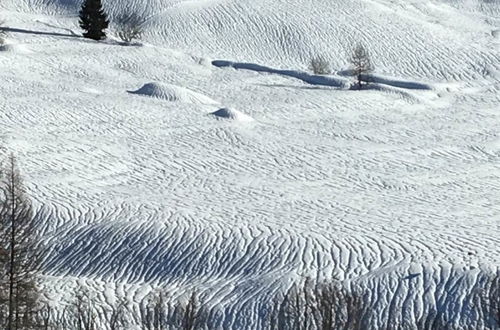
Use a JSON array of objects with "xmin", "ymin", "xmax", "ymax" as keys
[
  {"xmin": 36, "ymin": 287, "xmax": 206, "ymax": 330},
  {"xmin": 265, "ymin": 279, "xmax": 365, "ymax": 330},
  {"xmin": 0, "ymin": 154, "xmax": 208, "ymax": 329},
  {"xmin": 0, "ymin": 154, "xmax": 498, "ymax": 329},
  {"xmin": 475, "ymin": 270, "xmax": 500, "ymax": 330},
  {"xmin": 265, "ymin": 275, "xmax": 500, "ymax": 330}
]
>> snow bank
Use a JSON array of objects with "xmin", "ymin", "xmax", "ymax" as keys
[
  {"xmin": 213, "ymin": 60, "xmax": 433, "ymax": 91},
  {"xmin": 363, "ymin": 74, "xmax": 433, "ymax": 90},
  {"xmin": 337, "ymin": 70, "xmax": 433, "ymax": 90},
  {"xmin": 212, "ymin": 60, "xmax": 349, "ymax": 88}
]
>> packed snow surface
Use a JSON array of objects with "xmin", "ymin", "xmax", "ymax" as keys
[{"xmin": 0, "ymin": 0, "xmax": 499, "ymax": 328}]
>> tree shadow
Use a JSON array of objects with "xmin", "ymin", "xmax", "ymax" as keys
[
  {"xmin": 257, "ymin": 83, "xmax": 338, "ymax": 91},
  {"xmin": 0, "ymin": 27, "xmax": 81, "ymax": 39}
]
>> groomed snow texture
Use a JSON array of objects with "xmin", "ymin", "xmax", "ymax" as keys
[{"xmin": 0, "ymin": 0, "xmax": 499, "ymax": 328}]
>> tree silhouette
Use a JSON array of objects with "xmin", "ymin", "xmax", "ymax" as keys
[
  {"xmin": 0, "ymin": 155, "xmax": 41, "ymax": 329},
  {"xmin": 349, "ymin": 44, "xmax": 374, "ymax": 90},
  {"xmin": 79, "ymin": 0, "xmax": 109, "ymax": 40}
]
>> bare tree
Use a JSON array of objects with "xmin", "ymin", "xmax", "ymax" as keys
[
  {"xmin": 349, "ymin": 43, "xmax": 374, "ymax": 90},
  {"xmin": 109, "ymin": 298, "xmax": 129, "ymax": 330},
  {"xmin": 67, "ymin": 287, "xmax": 98, "ymax": 330},
  {"xmin": 37, "ymin": 286, "xmax": 98, "ymax": 330},
  {"xmin": 182, "ymin": 291, "xmax": 201, "ymax": 330},
  {"xmin": 138, "ymin": 288, "xmax": 208, "ymax": 330},
  {"xmin": 316, "ymin": 281, "xmax": 363, "ymax": 330},
  {"xmin": 36, "ymin": 303, "xmax": 53, "ymax": 330},
  {"xmin": 114, "ymin": 13, "xmax": 145, "ymax": 44},
  {"xmin": 0, "ymin": 19, "xmax": 6, "ymax": 46},
  {"xmin": 139, "ymin": 289, "xmax": 169, "ymax": 330},
  {"xmin": 267, "ymin": 280, "xmax": 312, "ymax": 330},
  {"xmin": 0, "ymin": 154, "xmax": 42, "ymax": 330},
  {"xmin": 490, "ymin": 271, "xmax": 500, "ymax": 328},
  {"xmin": 309, "ymin": 55, "xmax": 331, "ymax": 75}
]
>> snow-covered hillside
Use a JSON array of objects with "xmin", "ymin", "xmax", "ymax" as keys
[{"xmin": 0, "ymin": 0, "xmax": 499, "ymax": 328}]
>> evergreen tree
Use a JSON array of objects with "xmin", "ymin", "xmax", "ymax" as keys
[
  {"xmin": 349, "ymin": 43, "xmax": 374, "ymax": 90},
  {"xmin": 79, "ymin": 0, "xmax": 109, "ymax": 41}
]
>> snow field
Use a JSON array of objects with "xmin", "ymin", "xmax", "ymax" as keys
[{"xmin": 0, "ymin": 0, "xmax": 499, "ymax": 328}]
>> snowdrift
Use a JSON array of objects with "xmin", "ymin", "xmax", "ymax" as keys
[
  {"xmin": 129, "ymin": 82, "xmax": 217, "ymax": 104},
  {"xmin": 210, "ymin": 107, "xmax": 253, "ymax": 122}
]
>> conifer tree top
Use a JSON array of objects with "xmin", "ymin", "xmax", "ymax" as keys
[{"xmin": 79, "ymin": 0, "xmax": 109, "ymax": 41}]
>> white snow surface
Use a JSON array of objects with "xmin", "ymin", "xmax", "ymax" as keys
[{"xmin": 0, "ymin": 0, "xmax": 499, "ymax": 328}]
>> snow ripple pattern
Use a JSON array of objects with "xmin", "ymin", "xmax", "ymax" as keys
[{"xmin": 0, "ymin": 0, "xmax": 499, "ymax": 328}]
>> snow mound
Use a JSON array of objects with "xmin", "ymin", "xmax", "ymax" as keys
[
  {"xmin": 210, "ymin": 108, "xmax": 253, "ymax": 122},
  {"xmin": 130, "ymin": 82, "xmax": 217, "ymax": 104}
]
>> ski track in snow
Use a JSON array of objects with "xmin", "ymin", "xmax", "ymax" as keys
[{"xmin": 1, "ymin": 0, "xmax": 500, "ymax": 328}]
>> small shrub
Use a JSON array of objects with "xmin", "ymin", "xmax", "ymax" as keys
[
  {"xmin": 115, "ymin": 13, "xmax": 145, "ymax": 44},
  {"xmin": 0, "ymin": 19, "xmax": 6, "ymax": 45},
  {"xmin": 309, "ymin": 55, "xmax": 331, "ymax": 75}
]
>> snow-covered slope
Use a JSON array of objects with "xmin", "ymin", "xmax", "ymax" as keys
[
  {"xmin": 0, "ymin": 0, "xmax": 499, "ymax": 328},
  {"xmin": 7, "ymin": 0, "xmax": 500, "ymax": 80}
]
